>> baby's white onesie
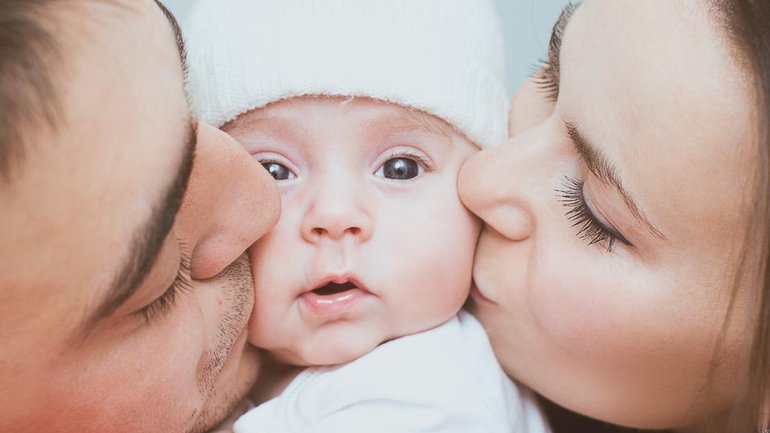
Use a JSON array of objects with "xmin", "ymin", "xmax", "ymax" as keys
[{"xmin": 234, "ymin": 311, "xmax": 550, "ymax": 433}]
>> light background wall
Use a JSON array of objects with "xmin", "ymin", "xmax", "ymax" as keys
[{"xmin": 162, "ymin": 0, "xmax": 572, "ymax": 96}]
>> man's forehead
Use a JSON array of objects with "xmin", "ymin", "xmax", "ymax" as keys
[{"xmin": 0, "ymin": 0, "xmax": 194, "ymax": 341}]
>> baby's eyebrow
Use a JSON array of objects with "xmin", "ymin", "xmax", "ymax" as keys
[
  {"xmin": 228, "ymin": 116, "xmax": 305, "ymax": 145},
  {"xmin": 366, "ymin": 111, "xmax": 455, "ymax": 139}
]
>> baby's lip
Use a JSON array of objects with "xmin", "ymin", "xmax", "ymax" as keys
[
  {"xmin": 299, "ymin": 276, "xmax": 373, "ymax": 319},
  {"xmin": 307, "ymin": 275, "xmax": 371, "ymax": 297}
]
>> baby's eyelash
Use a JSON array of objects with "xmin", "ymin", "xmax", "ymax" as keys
[
  {"xmin": 556, "ymin": 176, "xmax": 631, "ymax": 252},
  {"xmin": 387, "ymin": 150, "xmax": 435, "ymax": 171}
]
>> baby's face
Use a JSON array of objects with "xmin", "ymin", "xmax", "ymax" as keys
[{"xmin": 225, "ymin": 96, "xmax": 480, "ymax": 366}]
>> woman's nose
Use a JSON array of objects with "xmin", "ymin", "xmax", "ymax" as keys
[
  {"xmin": 176, "ymin": 122, "xmax": 281, "ymax": 280},
  {"xmin": 458, "ymin": 131, "xmax": 541, "ymax": 243},
  {"xmin": 300, "ymin": 181, "xmax": 373, "ymax": 244}
]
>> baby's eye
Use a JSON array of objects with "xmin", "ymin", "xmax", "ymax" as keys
[
  {"xmin": 375, "ymin": 157, "xmax": 424, "ymax": 180},
  {"xmin": 261, "ymin": 161, "xmax": 295, "ymax": 181}
]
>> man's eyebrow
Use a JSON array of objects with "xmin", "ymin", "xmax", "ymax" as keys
[
  {"xmin": 154, "ymin": 0, "xmax": 188, "ymax": 72},
  {"xmin": 566, "ymin": 121, "xmax": 668, "ymax": 241},
  {"xmin": 79, "ymin": 120, "xmax": 197, "ymax": 337}
]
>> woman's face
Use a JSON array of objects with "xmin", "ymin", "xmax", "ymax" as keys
[{"xmin": 459, "ymin": 0, "xmax": 757, "ymax": 430}]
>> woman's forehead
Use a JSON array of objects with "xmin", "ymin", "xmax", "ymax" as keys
[{"xmin": 561, "ymin": 0, "xmax": 757, "ymax": 251}]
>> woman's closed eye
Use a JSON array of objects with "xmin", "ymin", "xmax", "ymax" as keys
[{"xmin": 556, "ymin": 176, "xmax": 632, "ymax": 252}]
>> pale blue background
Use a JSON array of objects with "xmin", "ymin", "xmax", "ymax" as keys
[{"xmin": 162, "ymin": 0, "xmax": 572, "ymax": 96}]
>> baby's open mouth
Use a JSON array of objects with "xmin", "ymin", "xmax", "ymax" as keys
[
  {"xmin": 313, "ymin": 281, "xmax": 358, "ymax": 296},
  {"xmin": 301, "ymin": 278, "xmax": 371, "ymax": 317}
]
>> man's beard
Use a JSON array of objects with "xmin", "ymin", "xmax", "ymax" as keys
[
  {"xmin": 188, "ymin": 255, "xmax": 260, "ymax": 433},
  {"xmin": 188, "ymin": 376, "xmax": 255, "ymax": 433}
]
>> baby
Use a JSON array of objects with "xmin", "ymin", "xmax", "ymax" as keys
[{"xmin": 185, "ymin": 0, "xmax": 549, "ymax": 432}]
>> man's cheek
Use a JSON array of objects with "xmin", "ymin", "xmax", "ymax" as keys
[
  {"xmin": 85, "ymin": 308, "xmax": 208, "ymax": 430},
  {"xmin": 41, "ymin": 344, "xmax": 205, "ymax": 433}
]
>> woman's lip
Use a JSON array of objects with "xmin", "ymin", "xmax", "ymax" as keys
[
  {"xmin": 470, "ymin": 282, "xmax": 494, "ymax": 304},
  {"xmin": 300, "ymin": 288, "xmax": 370, "ymax": 318}
]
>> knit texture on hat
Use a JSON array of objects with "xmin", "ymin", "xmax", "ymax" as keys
[{"xmin": 185, "ymin": 0, "xmax": 509, "ymax": 148}]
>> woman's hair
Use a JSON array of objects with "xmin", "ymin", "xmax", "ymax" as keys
[{"xmin": 716, "ymin": 0, "xmax": 770, "ymax": 431}]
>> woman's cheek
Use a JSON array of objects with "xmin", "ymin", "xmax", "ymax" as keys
[
  {"xmin": 531, "ymin": 250, "xmax": 651, "ymax": 361},
  {"xmin": 531, "ymin": 248, "xmax": 712, "ymax": 375}
]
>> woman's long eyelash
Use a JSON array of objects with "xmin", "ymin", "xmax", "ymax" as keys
[
  {"xmin": 140, "ymin": 243, "xmax": 193, "ymax": 324},
  {"xmin": 556, "ymin": 176, "xmax": 630, "ymax": 252}
]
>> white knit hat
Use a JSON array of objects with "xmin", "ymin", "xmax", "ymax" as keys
[{"xmin": 184, "ymin": 0, "xmax": 509, "ymax": 148}]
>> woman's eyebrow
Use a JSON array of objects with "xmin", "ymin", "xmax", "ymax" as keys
[{"xmin": 566, "ymin": 122, "xmax": 668, "ymax": 241}]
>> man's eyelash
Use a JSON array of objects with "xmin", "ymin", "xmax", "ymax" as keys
[
  {"xmin": 556, "ymin": 176, "xmax": 631, "ymax": 252},
  {"xmin": 139, "ymin": 243, "xmax": 193, "ymax": 324}
]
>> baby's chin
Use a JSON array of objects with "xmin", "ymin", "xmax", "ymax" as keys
[{"xmin": 265, "ymin": 335, "xmax": 385, "ymax": 367}]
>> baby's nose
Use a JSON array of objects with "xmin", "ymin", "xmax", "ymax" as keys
[{"xmin": 300, "ymin": 193, "xmax": 373, "ymax": 243}]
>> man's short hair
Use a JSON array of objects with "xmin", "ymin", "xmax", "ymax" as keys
[
  {"xmin": 0, "ymin": 0, "xmax": 185, "ymax": 183},
  {"xmin": 0, "ymin": 0, "xmax": 64, "ymax": 182}
]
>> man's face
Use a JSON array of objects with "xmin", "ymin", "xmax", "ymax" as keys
[{"xmin": 0, "ymin": 2, "xmax": 279, "ymax": 432}]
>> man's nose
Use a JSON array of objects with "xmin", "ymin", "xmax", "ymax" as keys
[
  {"xmin": 300, "ymin": 179, "xmax": 373, "ymax": 244},
  {"xmin": 177, "ymin": 122, "xmax": 281, "ymax": 280}
]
